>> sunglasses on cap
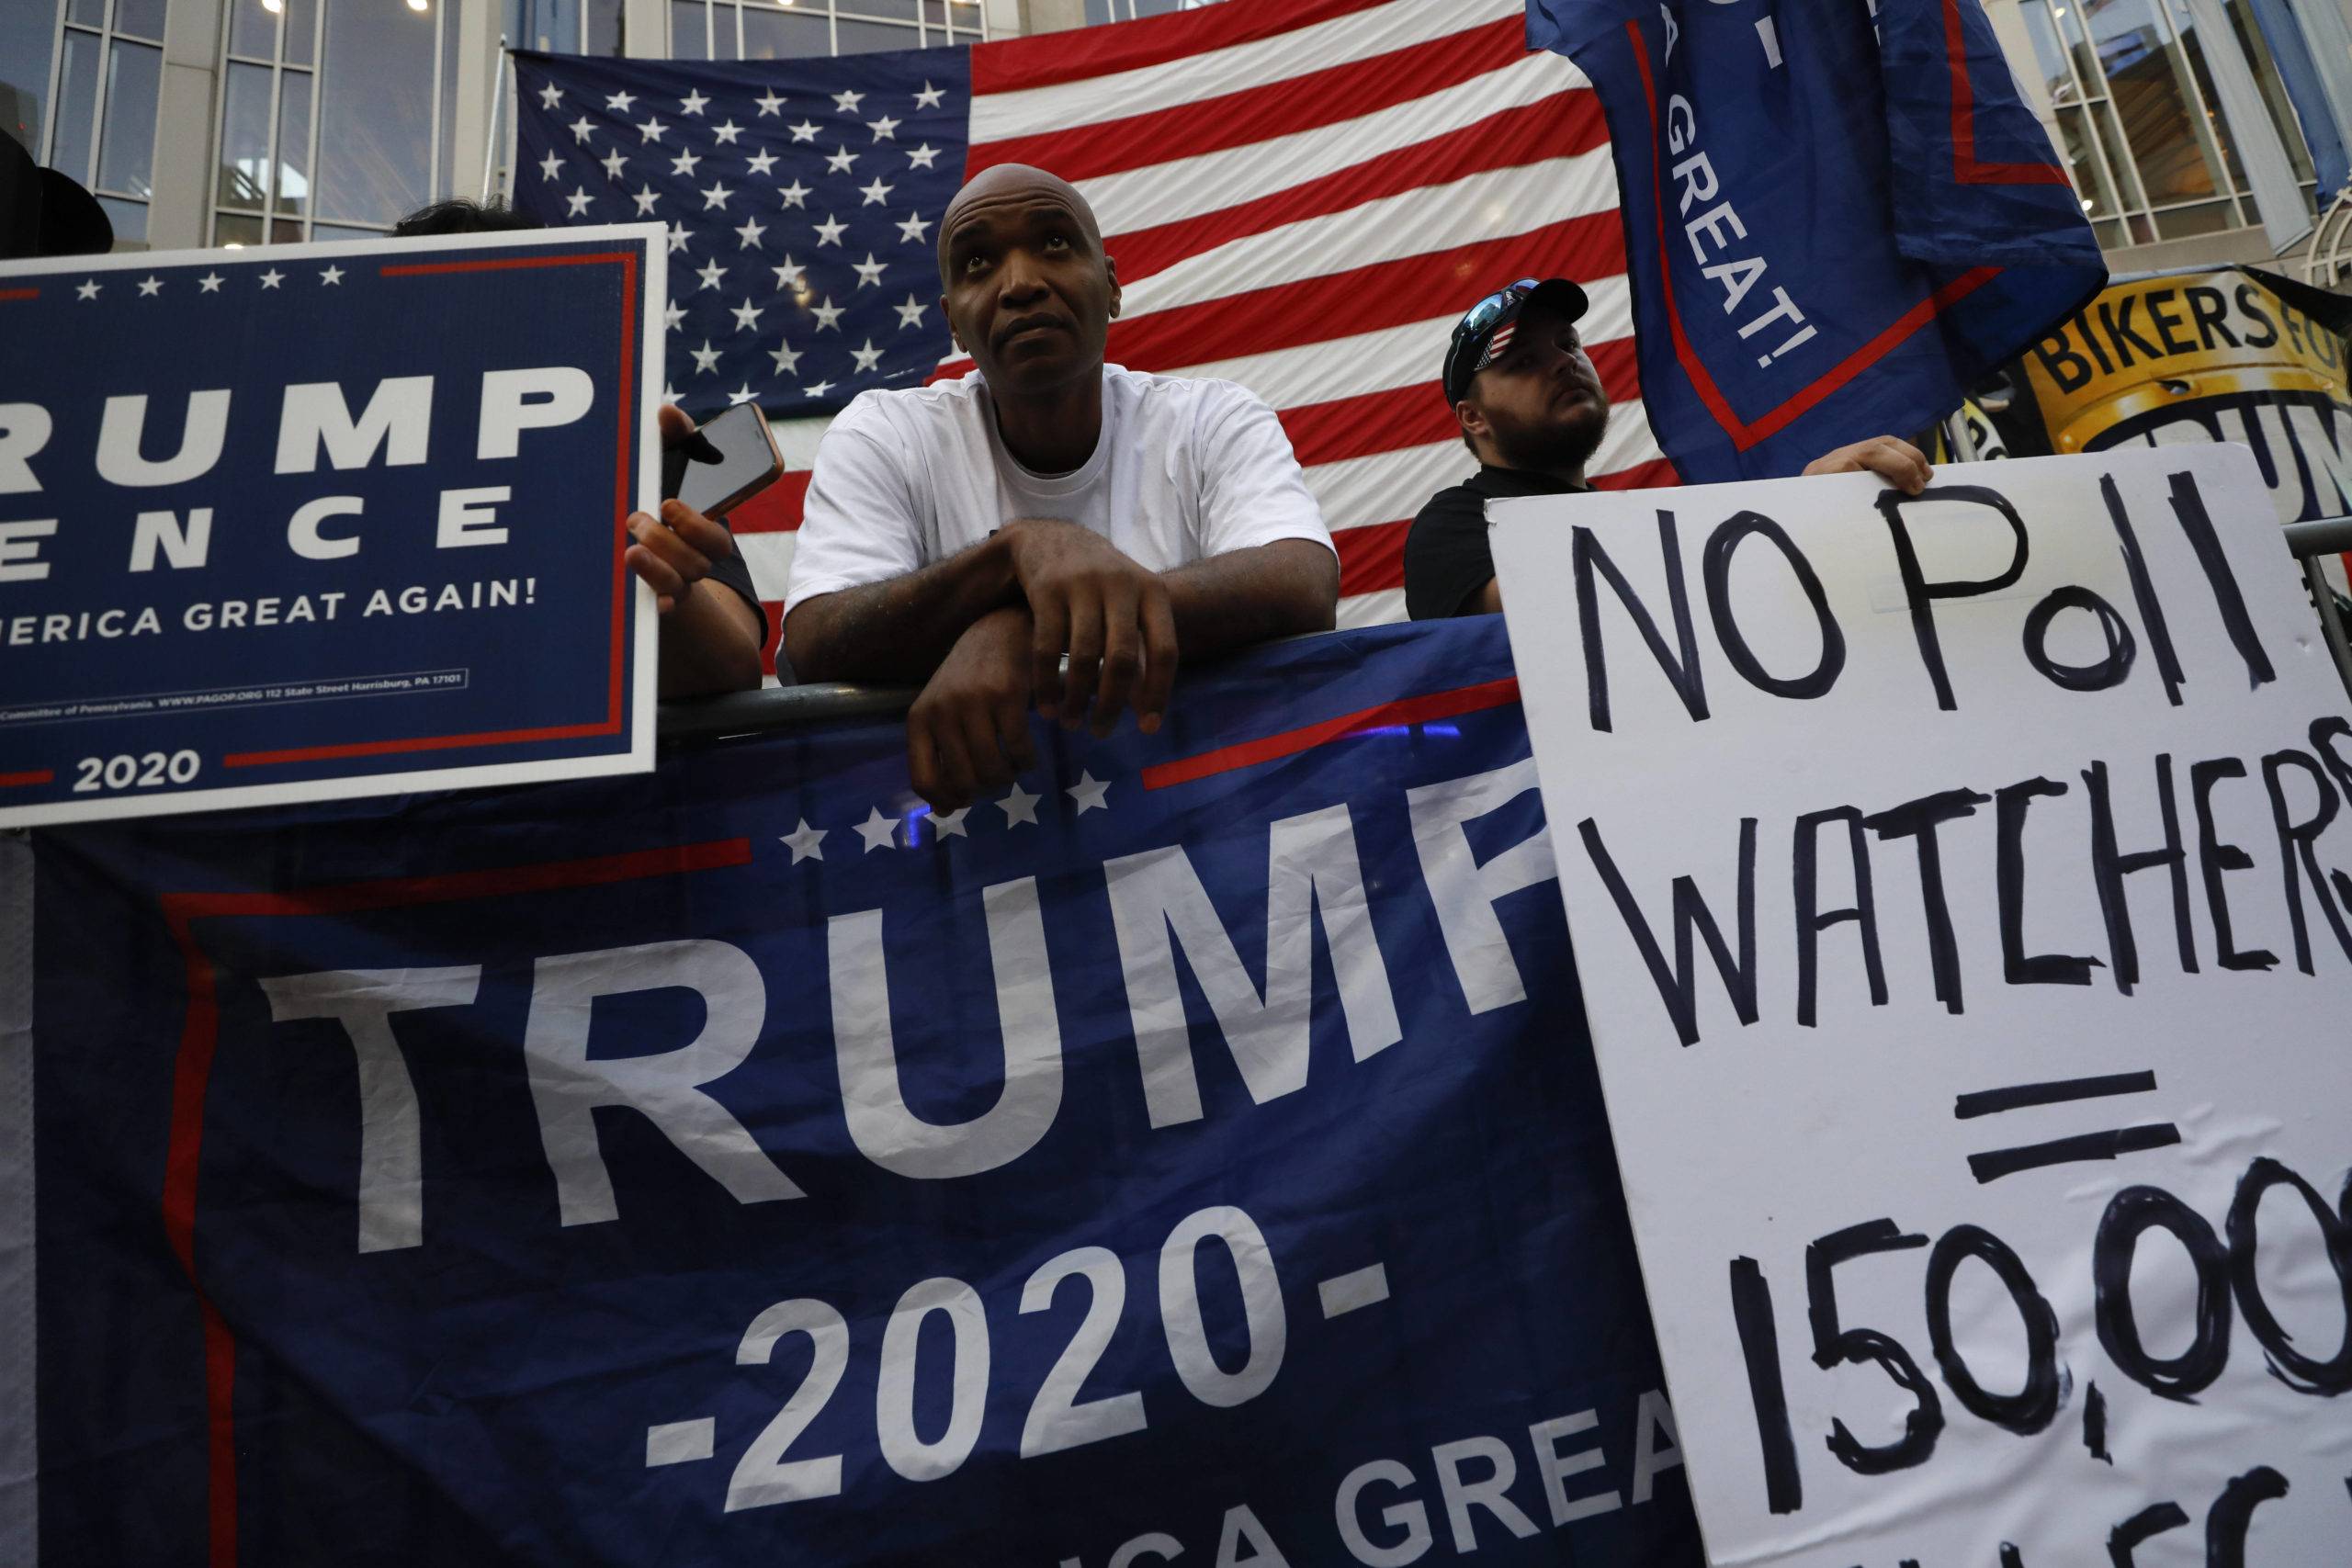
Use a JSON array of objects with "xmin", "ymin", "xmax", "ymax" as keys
[{"xmin": 1441, "ymin": 277, "xmax": 1588, "ymax": 404}]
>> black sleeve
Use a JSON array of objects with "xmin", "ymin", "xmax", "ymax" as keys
[
  {"xmin": 703, "ymin": 520, "xmax": 770, "ymax": 648},
  {"xmin": 1403, "ymin": 485, "xmax": 1498, "ymax": 620}
]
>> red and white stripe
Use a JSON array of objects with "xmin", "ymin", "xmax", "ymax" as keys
[{"xmin": 729, "ymin": 0, "xmax": 1669, "ymax": 669}]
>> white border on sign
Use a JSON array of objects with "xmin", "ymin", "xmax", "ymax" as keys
[{"xmin": 0, "ymin": 223, "xmax": 668, "ymax": 829}]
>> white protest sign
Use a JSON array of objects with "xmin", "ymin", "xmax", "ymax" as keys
[{"xmin": 1492, "ymin": 446, "xmax": 2352, "ymax": 1566}]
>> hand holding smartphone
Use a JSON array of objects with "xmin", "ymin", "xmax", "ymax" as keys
[{"xmin": 660, "ymin": 402, "xmax": 786, "ymax": 518}]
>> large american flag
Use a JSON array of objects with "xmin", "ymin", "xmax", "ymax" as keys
[{"xmin": 510, "ymin": 0, "xmax": 1672, "ymax": 653}]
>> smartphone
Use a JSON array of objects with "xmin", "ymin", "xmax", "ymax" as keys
[{"xmin": 660, "ymin": 402, "xmax": 786, "ymax": 518}]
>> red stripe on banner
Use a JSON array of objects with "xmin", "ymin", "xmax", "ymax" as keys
[
  {"xmin": 157, "ymin": 837, "xmax": 752, "ymax": 1568},
  {"xmin": 1144, "ymin": 676, "xmax": 1521, "ymax": 788},
  {"xmin": 220, "ymin": 720, "xmax": 622, "ymax": 768},
  {"xmin": 1103, "ymin": 93, "xmax": 1606, "ymax": 286},
  {"xmin": 972, "ymin": 17, "xmax": 1527, "ymax": 186},
  {"xmin": 0, "ymin": 769, "xmax": 53, "ymax": 787},
  {"xmin": 1278, "ymin": 337, "xmax": 1641, "ymax": 468},
  {"xmin": 1943, "ymin": 0, "xmax": 2071, "ymax": 185},
  {"xmin": 0, "ymin": 288, "xmax": 37, "ymax": 301},
  {"xmin": 971, "ymin": 0, "xmax": 1399, "ymax": 96},
  {"xmin": 729, "ymin": 468, "xmax": 810, "ymax": 534},
  {"xmin": 378, "ymin": 252, "xmax": 639, "ymax": 276},
  {"xmin": 1108, "ymin": 213, "xmax": 1622, "ymax": 374},
  {"xmin": 1336, "ymin": 519, "xmax": 1410, "ymax": 597},
  {"xmin": 1625, "ymin": 18, "xmax": 2000, "ymax": 452},
  {"xmin": 761, "ymin": 599, "xmax": 786, "ymax": 677}
]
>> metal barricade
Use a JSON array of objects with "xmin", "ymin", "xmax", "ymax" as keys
[{"xmin": 2284, "ymin": 516, "xmax": 2352, "ymax": 699}]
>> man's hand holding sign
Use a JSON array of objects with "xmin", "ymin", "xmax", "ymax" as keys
[{"xmin": 1493, "ymin": 446, "xmax": 2352, "ymax": 1566}]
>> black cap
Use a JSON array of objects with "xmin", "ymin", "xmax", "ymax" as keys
[
  {"xmin": 1, "ymin": 134, "xmax": 113, "ymax": 260},
  {"xmin": 1441, "ymin": 277, "xmax": 1589, "ymax": 405}
]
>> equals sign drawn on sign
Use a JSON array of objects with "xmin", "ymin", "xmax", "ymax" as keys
[{"xmin": 1953, "ymin": 1070, "xmax": 2180, "ymax": 1184}]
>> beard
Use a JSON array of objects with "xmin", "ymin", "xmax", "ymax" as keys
[{"xmin": 1487, "ymin": 397, "xmax": 1610, "ymax": 476}]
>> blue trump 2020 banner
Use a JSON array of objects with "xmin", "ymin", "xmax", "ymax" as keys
[
  {"xmin": 0, "ymin": 227, "xmax": 666, "ymax": 829},
  {"xmin": 1527, "ymin": 0, "xmax": 2106, "ymax": 483},
  {"xmin": 8, "ymin": 617, "xmax": 1703, "ymax": 1567}
]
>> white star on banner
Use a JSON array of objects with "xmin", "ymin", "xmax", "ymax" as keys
[
  {"xmin": 869, "ymin": 115, "xmax": 900, "ymax": 141},
  {"xmin": 780, "ymin": 819, "xmax": 826, "ymax": 863},
  {"xmin": 730, "ymin": 297, "xmax": 764, "ymax": 332},
  {"xmin": 826, "ymin": 146, "xmax": 858, "ymax": 175},
  {"xmin": 894, "ymin": 294, "xmax": 927, "ymax": 329},
  {"xmin": 998, "ymin": 783, "xmax": 1040, "ymax": 828},
  {"xmin": 690, "ymin": 339, "xmax": 722, "ymax": 373},
  {"xmin": 833, "ymin": 88, "xmax": 865, "ymax": 114},
  {"xmin": 712, "ymin": 119, "xmax": 742, "ymax": 145},
  {"xmin": 813, "ymin": 214, "xmax": 846, "ymax": 246},
  {"xmin": 663, "ymin": 380, "xmax": 682, "ymax": 400},
  {"xmin": 858, "ymin": 176, "xmax": 893, "ymax": 206},
  {"xmin": 634, "ymin": 186, "xmax": 661, "ymax": 216},
  {"xmin": 662, "ymin": 300, "xmax": 686, "ymax": 331},
  {"xmin": 914, "ymin": 82, "xmax": 944, "ymax": 108},
  {"xmin": 1067, "ymin": 772, "xmax": 1112, "ymax": 814},
  {"xmin": 852, "ymin": 253, "xmax": 886, "ymax": 288},
  {"xmin": 605, "ymin": 89, "xmax": 637, "ymax": 112},
  {"xmin": 788, "ymin": 119, "xmax": 820, "ymax": 143},
  {"xmin": 855, "ymin": 807, "xmax": 898, "ymax": 852},
  {"xmin": 668, "ymin": 221, "xmax": 690, "ymax": 253},
  {"xmin": 670, "ymin": 147, "xmax": 701, "ymax": 177},
  {"xmin": 778, "ymin": 179, "xmax": 811, "ymax": 209},
  {"xmin": 696, "ymin": 257, "xmax": 726, "ymax": 290},
  {"xmin": 197, "ymin": 272, "xmax": 223, "ymax": 293},
  {"xmin": 729, "ymin": 384, "xmax": 758, "ymax": 405},
  {"xmin": 74, "ymin": 279, "xmax": 99, "ymax": 300},
  {"xmin": 746, "ymin": 149, "xmax": 778, "ymax": 176},
  {"xmin": 906, "ymin": 143, "xmax": 940, "ymax": 171},
  {"xmin": 810, "ymin": 296, "xmax": 843, "ymax": 330},
  {"xmin": 319, "ymin": 265, "xmax": 345, "ymax": 286},
  {"xmin": 771, "ymin": 255, "xmax": 806, "ymax": 290},
  {"xmin": 568, "ymin": 115, "xmax": 595, "ymax": 142},
  {"xmin": 755, "ymin": 87, "xmax": 786, "ymax": 116},
  {"xmin": 701, "ymin": 180, "xmax": 734, "ymax": 210},
  {"xmin": 679, "ymin": 88, "xmax": 709, "ymax": 116},
  {"xmin": 768, "ymin": 338, "xmax": 802, "ymax": 374},
  {"xmin": 851, "ymin": 338, "xmax": 884, "ymax": 371},
  {"xmin": 932, "ymin": 807, "xmax": 970, "ymax": 838},
  {"xmin": 539, "ymin": 150, "xmax": 562, "ymax": 180},
  {"xmin": 638, "ymin": 116, "xmax": 669, "ymax": 143},
  {"xmin": 537, "ymin": 83, "xmax": 563, "ymax": 108},
  {"xmin": 736, "ymin": 215, "xmax": 768, "ymax": 249},
  {"xmin": 566, "ymin": 188, "xmax": 593, "ymax": 217},
  {"xmin": 801, "ymin": 378, "xmax": 834, "ymax": 398},
  {"xmin": 258, "ymin": 267, "xmax": 283, "ymax": 288},
  {"xmin": 601, "ymin": 148, "xmax": 628, "ymax": 179},
  {"xmin": 896, "ymin": 211, "xmax": 932, "ymax": 243},
  {"xmin": 136, "ymin": 276, "xmax": 163, "ymax": 297}
]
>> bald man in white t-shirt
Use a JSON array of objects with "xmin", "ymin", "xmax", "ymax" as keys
[{"xmin": 784, "ymin": 164, "xmax": 1339, "ymax": 810}]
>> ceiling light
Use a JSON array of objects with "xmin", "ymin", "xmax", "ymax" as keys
[{"xmin": 262, "ymin": 0, "xmax": 282, "ymax": 13}]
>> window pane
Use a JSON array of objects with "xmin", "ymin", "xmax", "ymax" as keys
[
  {"xmin": 214, "ymin": 209, "xmax": 265, "ymax": 246},
  {"xmin": 2150, "ymin": 196, "xmax": 2236, "ymax": 237},
  {"xmin": 276, "ymin": 69, "xmax": 313, "ymax": 217},
  {"xmin": 217, "ymin": 61, "xmax": 271, "ymax": 209},
  {"xmin": 586, "ymin": 0, "xmax": 624, "ymax": 54},
  {"xmin": 51, "ymin": 28, "xmax": 101, "ymax": 187},
  {"xmin": 841, "ymin": 0, "xmax": 921, "ymax": 21},
  {"xmin": 2166, "ymin": 6, "xmax": 2246, "ymax": 196},
  {"xmin": 114, "ymin": 0, "xmax": 168, "ymax": 42},
  {"xmin": 272, "ymin": 215, "xmax": 303, "ymax": 243},
  {"xmin": 2020, "ymin": 2, "xmax": 2082, "ymax": 105},
  {"xmin": 313, "ymin": 220, "xmax": 387, "ymax": 239},
  {"xmin": 741, "ymin": 6, "xmax": 831, "ymax": 57},
  {"xmin": 96, "ymin": 40, "xmax": 160, "ymax": 198},
  {"xmin": 66, "ymin": 0, "xmax": 103, "ymax": 25},
  {"xmin": 2219, "ymin": 0, "xmax": 2315, "ymax": 186},
  {"xmin": 286, "ymin": 0, "xmax": 319, "ymax": 66},
  {"xmin": 2056, "ymin": 104, "xmax": 2125, "ymax": 216},
  {"xmin": 835, "ymin": 15, "xmax": 920, "ymax": 51},
  {"xmin": 2089, "ymin": 0, "xmax": 2228, "ymax": 205},
  {"xmin": 228, "ymin": 0, "xmax": 278, "ymax": 60},
  {"xmin": 0, "ymin": 0, "xmax": 55, "ymax": 157},
  {"xmin": 315, "ymin": 0, "xmax": 437, "ymax": 224},
  {"xmin": 96, "ymin": 195, "xmax": 144, "ymax": 245},
  {"xmin": 440, "ymin": 0, "xmax": 460, "ymax": 193},
  {"xmin": 671, "ymin": 0, "xmax": 709, "ymax": 58},
  {"xmin": 1083, "ymin": 0, "xmax": 1118, "ymax": 22}
]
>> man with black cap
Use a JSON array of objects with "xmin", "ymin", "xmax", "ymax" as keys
[{"xmin": 1403, "ymin": 276, "xmax": 1932, "ymax": 620}]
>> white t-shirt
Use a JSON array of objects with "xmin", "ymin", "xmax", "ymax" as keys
[{"xmin": 783, "ymin": 364, "xmax": 1333, "ymax": 616}]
